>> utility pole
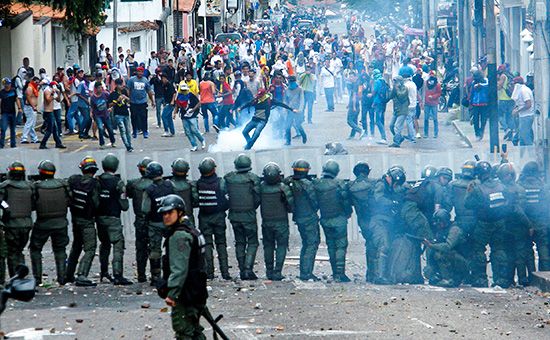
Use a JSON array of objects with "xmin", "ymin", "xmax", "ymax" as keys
[
  {"xmin": 485, "ymin": 0, "xmax": 499, "ymax": 153},
  {"xmin": 458, "ymin": 0, "xmax": 466, "ymax": 120},
  {"xmin": 112, "ymin": 0, "xmax": 118, "ymax": 54}
]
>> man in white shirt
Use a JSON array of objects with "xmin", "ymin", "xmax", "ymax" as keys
[
  {"xmin": 511, "ymin": 76, "xmax": 535, "ymax": 146},
  {"xmin": 330, "ymin": 53, "xmax": 344, "ymax": 102},
  {"xmin": 403, "ymin": 74, "xmax": 418, "ymax": 142},
  {"xmin": 320, "ymin": 59, "xmax": 335, "ymax": 111}
]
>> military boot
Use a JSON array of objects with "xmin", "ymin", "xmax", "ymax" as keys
[
  {"xmin": 55, "ymin": 257, "xmax": 67, "ymax": 285},
  {"xmin": 114, "ymin": 275, "xmax": 133, "ymax": 286},
  {"xmin": 373, "ymin": 254, "xmax": 390, "ymax": 285},
  {"xmin": 243, "ymin": 252, "xmax": 258, "ymax": 280},
  {"xmin": 75, "ymin": 275, "xmax": 97, "ymax": 287},
  {"xmin": 216, "ymin": 244, "xmax": 232, "ymax": 280},
  {"xmin": 0, "ymin": 258, "xmax": 6, "ymax": 286},
  {"xmin": 150, "ymin": 259, "xmax": 162, "ymax": 286},
  {"xmin": 334, "ymin": 264, "xmax": 351, "ymax": 283},
  {"xmin": 272, "ymin": 247, "xmax": 287, "ymax": 281},
  {"xmin": 30, "ymin": 253, "xmax": 43, "ymax": 285},
  {"xmin": 136, "ymin": 257, "xmax": 147, "ymax": 283},
  {"xmin": 65, "ymin": 259, "xmax": 78, "ymax": 283}
]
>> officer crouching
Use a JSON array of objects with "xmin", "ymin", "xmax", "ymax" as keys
[{"xmin": 157, "ymin": 194, "xmax": 209, "ymax": 340}]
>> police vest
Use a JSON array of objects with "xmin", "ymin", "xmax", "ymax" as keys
[
  {"xmin": 289, "ymin": 179, "xmax": 316, "ymax": 220},
  {"xmin": 163, "ymin": 224, "xmax": 208, "ymax": 305},
  {"xmin": 146, "ymin": 180, "xmax": 175, "ymax": 223},
  {"xmin": 97, "ymin": 175, "xmax": 122, "ymax": 217},
  {"xmin": 129, "ymin": 177, "xmax": 152, "ymax": 216},
  {"xmin": 519, "ymin": 178, "xmax": 546, "ymax": 218},
  {"xmin": 450, "ymin": 180, "xmax": 476, "ymax": 231},
  {"xmin": 408, "ymin": 179, "xmax": 436, "ymax": 218},
  {"xmin": 349, "ymin": 179, "xmax": 372, "ymax": 216},
  {"xmin": 196, "ymin": 176, "xmax": 227, "ymax": 214},
  {"xmin": 227, "ymin": 181, "xmax": 255, "ymax": 212},
  {"xmin": 4, "ymin": 184, "xmax": 33, "ymax": 219},
  {"xmin": 478, "ymin": 181, "xmax": 508, "ymax": 222},
  {"xmin": 316, "ymin": 180, "xmax": 344, "ymax": 219},
  {"xmin": 172, "ymin": 179, "xmax": 193, "ymax": 217},
  {"xmin": 35, "ymin": 181, "xmax": 69, "ymax": 219},
  {"xmin": 68, "ymin": 175, "xmax": 97, "ymax": 219},
  {"xmin": 260, "ymin": 185, "xmax": 288, "ymax": 222}
]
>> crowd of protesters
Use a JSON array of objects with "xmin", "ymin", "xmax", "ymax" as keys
[{"xmin": 0, "ymin": 7, "xmax": 536, "ymax": 151}]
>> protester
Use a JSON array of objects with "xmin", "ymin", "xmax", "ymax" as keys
[
  {"xmin": 90, "ymin": 82, "xmax": 115, "ymax": 149},
  {"xmin": 39, "ymin": 80, "xmax": 66, "ymax": 149},
  {"xmin": 511, "ymin": 76, "xmax": 534, "ymax": 146},
  {"xmin": 174, "ymin": 83, "xmax": 205, "ymax": 151},
  {"xmin": 108, "ymin": 78, "xmax": 133, "ymax": 152},
  {"xmin": 424, "ymin": 71, "xmax": 442, "ymax": 138},
  {"xmin": 126, "ymin": 67, "xmax": 155, "ymax": 138},
  {"xmin": 0, "ymin": 78, "xmax": 21, "ymax": 148}
]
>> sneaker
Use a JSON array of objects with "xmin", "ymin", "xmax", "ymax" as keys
[
  {"xmin": 201, "ymin": 140, "xmax": 206, "ymax": 149},
  {"xmin": 143, "ymin": 132, "xmax": 149, "ymax": 139},
  {"xmin": 190, "ymin": 146, "xmax": 198, "ymax": 152},
  {"xmin": 388, "ymin": 143, "xmax": 400, "ymax": 148},
  {"xmin": 21, "ymin": 140, "xmax": 29, "ymax": 144},
  {"xmin": 415, "ymin": 133, "xmax": 422, "ymax": 139},
  {"xmin": 31, "ymin": 140, "xmax": 40, "ymax": 144},
  {"xmin": 377, "ymin": 139, "xmax": 388, "ymax": 145},
  {"xmin": 99, "ymin": 145, "xmax": 105, "ymax": 149},
  {"xmin": 359, "ymin": 130, "xmax": 367, "ymax": 139},
  {"xmin": 39, "ymin": 144, "xmax": 48, "ymax": 149},
  {"xmin": 212, "ymin": 124, "xmax": 220, "ymax": 133},
  {"xmin": 111, "ymin": 143, "xmax": 116, "ymax": 148},
  {"xmin": 161, "ymin": 132, "xmax": 171, "ymax": 137},
  {"xmin": 127, "ymin": 147, "xmax": 134, "ymax": 152},
  {"xmin": 132, "ymin": 132, "xmax": 137, "ymax": 139},
  {"xmin": 55, "ymin": 144, "xmax": 67, "ymax": 149}
]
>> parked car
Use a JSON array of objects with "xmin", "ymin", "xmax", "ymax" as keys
[{"xmin": 215, "ymin": 32, "xmax": 243, "ymax": 42}]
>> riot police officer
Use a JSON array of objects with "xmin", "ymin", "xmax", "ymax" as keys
[
  {"xmin": 434, "ymin": 167, "xmax": 453, "ymax": 212},
  {"xmin": 142, "ymin": 161, "xmax": 175, "ymax": 285},
  {"xmin": 224, "ymin": 154, "xmax": 261, "ymax": 280},
  {"xmin": 29, "ymin": 160, "xmax": 71, "ymax": 285},
  {"xmin": 369, "ymin": 166, "xmax": 407, "ymax": 284},
  {"xmin": 450, "ymin": 161, "xmax": 477, "ymax": 234},
  {"xmin": 193, "ymin": 157, "xmax": 231, "ymax": 280},
  {"xmin": 66, "ymin": 156, "xmax": 100, "ymax": 286},
  {"xmin": 498, "ymin": 163, "xmax": 534, "ymax": 286},
  {"xmin": 423, "ymin": 209, "xmax": 468, "ymax": 287},
  {"xmin": 96, "ymin": 153, "xmax": 132, "ymax": 285},
  {"xmin": 170, "ymin": 158, "xmax": 196, "ymax": 225},
  {"xmin": 517, "ymin": 161, "xmax": 550, "ymax": 272},
  {"xmin": 409, "ymin": 164, "xmax": 438, "ymax": 230},
  {"xmin": 260, "ymin": 162, "xmax": 293, "ymax": 281},
  {"xmin": 0, "ymin": 162, "xmax": 33, "ymax": 277},
  {"xmin": 349, "ymin": 162, "xmax": 376, "ymax": 281},
  {"xmin": 158, "ymin": 194, "xmax": 208, "ymax": 340},
  {"xmin": 465, "ymin": 161, "xmax": 510, "ymax": 288},
  {"xmin": 313, "ymin": 159, "xmax": 352, "ymax": 282},
  {"xmin": 126, "ymin": 157, "xmax": 153, "ymax": 283},
  {"xmin": 284, "ymin": 159, "xmax": 320, "ymax": 281}
]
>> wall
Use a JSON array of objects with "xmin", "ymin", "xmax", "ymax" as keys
[
  {"xmin": 0, "ymin": 28, "xmax": 12, "ymax": 78},
  {"xmin": 10, "ymin": 15, "xmax": 34, "ymax": 76},
  {"xmin": 53, "ymin": 26, "xmax": 81, "ymax": 71},
  {"xmin": 32, "ymin": 21, "xmax": 54, "ymax": 76},
  {"xmin": 103, "ymin": 0, "xmax": 164, "ymax": 25},
  {"xmin": 98, "ymin": 27, "xmax": 158, "ymax": 63}
]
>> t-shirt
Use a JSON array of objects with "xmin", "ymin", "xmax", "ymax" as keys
[
  {"xmin": 91, "ymin": 91, "xmax": 110, "ymax": 118},
  {"xmin": 219, "ymin": 82, "xmax": 234, "ymax": 105},
  {"xmin": 77, "ymin": 81, "xmax": 90, "ymax": 105},
  {"xmin": 512, "ymin": 84, "xmax": 535, "ymax": 117},
  {"xmin": 126, "ymin": 76, "xmax": 152, "ymax": 104},
  {"xmin": 199, "ymin": 81, "xmax": 215, "ymax": 104},
  {"xmin": 150, "ymin": 76, "xmax": 164, "ymax": 98},
  {"xmin": 162, "ymin": 82, "xmax": 176, "ymax": 103},
  {"xmin": 108, "ymin": 89, "xmax": 130, "ymax": 116},
  {"xmin": 0, "ymin": 88, "xmax": 18, "ymax": 114},
  {"xmin": 176, "ymin": 93, "xmax": 200, "ymax": 119}
]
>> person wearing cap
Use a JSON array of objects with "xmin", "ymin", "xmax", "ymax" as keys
[
  {"xmin": 160, "ymin": 73, "xmax": 176, "ymax": 137},
  {"xmin": 423, "ymin": 70, "xmax": 442, "ymax": 138},
  {"xmin": 21, "ymin": 76, "xmax": 41, "ymax": 144},
  {"xmin": 469, "ymin": 70, "xmax": 489, "ymax": 141},
  {"xmin": 511, "ymin": 76, "xmax": 535, "ymax": 146},
  {"xmin": 22, "ymin": 57, "xmax": 35, "ymax": 79},
  {"xmin": 67, "ymin": 69, "xmax": 92, "ymax": 139},
  {"xmin": 127, "ymin": 66, "xmax": 155, "ymax": 139},
  {"xmin": 497, "ymin": 64, "xmax": 515, "ymax": 139},
  {"xmin": 147, "ymin": 51, "xmax": 160, "ymax": 76},
  {"xmin": 108, "ymin": 78, "xmax": 133, "ymax": 151},
  {"xmin": 13, "ymin": 66, "xmax": 28, "ymax": 125},
  {"xmin": 39, "ymin": 79, "xmax": 66, "ymax": 149},
  {"xmin": 174, "ymin": 82, "xmax": 205, "ymax": 151},
  {"xmin": 0, "ymin": 77, "xmax": 22, "ymax": 148},
  {"xmin": 150, "ymin": 67, "xmax": 165, "ymax": 129}
]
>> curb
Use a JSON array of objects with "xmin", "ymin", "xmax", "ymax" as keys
[{"xmin": 452, "ymin": 119, "xmax": 473, "ymax": 148}]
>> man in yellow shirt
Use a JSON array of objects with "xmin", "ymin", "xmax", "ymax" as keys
[
  {"xmin": 178, "ymin": 71, "xmax": 199, "ymax": 96},
  {"xmin": 497, "ymin": 64, "xmax": 515, "ymax": 140}
]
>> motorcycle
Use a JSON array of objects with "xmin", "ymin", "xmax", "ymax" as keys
[{"xmin": 439, "ymin": 78, "xmax": 459, "ymax": 112}]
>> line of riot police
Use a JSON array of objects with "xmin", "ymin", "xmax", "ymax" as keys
[{"xmin": 0, "ymin": 153, "xmax": 547, "ymax": 288}]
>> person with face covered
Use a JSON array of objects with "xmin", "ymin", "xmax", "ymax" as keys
[{"xmin": 424, "ymin": 71, "xmax": 442, "ymax": 138}]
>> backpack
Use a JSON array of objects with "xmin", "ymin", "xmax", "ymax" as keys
[{"xmin": 377, "ymin": 79, "xmax": 390, "ymax": 104}]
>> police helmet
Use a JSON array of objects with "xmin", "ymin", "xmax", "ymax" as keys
[
  {"xmin": 497, "ymin": 163, "xmax": 516, "ymax": 183},
  {"xmin": 433, "ymin": 209, "xmax": 451, "ymax": 225},
  {"xmin": 474, "ymin": 161, "xmax": 492, "ymax": 181},
  {"xmin": 79, "ymin": 156, "xmax": 98, "ymax": 173},
  {"xmin": 137, "ymin": 157, "xmax": 153, "ymax": 175},
  {"xmin": 171, "ymin": 158, "xmax": 190, "ymax": 177},
  {"xmin": 263, "ymin": 162, "xmax": 282, "ymax": 184},
  {"xmin": 145, "ymin": 161, "xmax": 163, "ymax": 179},
  {"xmin": 387, "ymin": 166, "xmax": 406, "ymax": 185},
  {"xmin": 421, "ymin": 165, "xmax": 437, "ymax": 179},
  {"xmin": 292, "ymin": 159, "xmax": 311, "ymax": 175},
  {"xmin": 234, "ymin": 154, "xmax": 252, "ymax": 172},
  {"xmin": 8, "ymin": 161, "xmax": 26, "ymax": 178},
  {"xmin": 102, "ymin": 154, "xmax": 119, "ymax": 172},
  {"xmin": 436, "ymin": 167, "xmax": 453, "ymax": 181},
  {"xmin": 157, "ymin": 194, "xmax": 186, "ymax": 213},
  {"xmin": 353, "ymin": 162, "xmax": 370, "ymax": 178},
  {"xmin": 322, "ymin": 159, "xmax": 340, "ymax": 178},
  {"xmin": 461, "ymin": 160, "xmax": 476, "ymax": 179},
  {"xmin": 38, "ymin": 160, "xmax": 56, "ymax": 177},
  {"xmin": 199, "ymin": 157, "xmax": 217, "ymax": 175},
  {"xmin": 521, "ymin": 161, "xmax": 540, "ymax": 177}
]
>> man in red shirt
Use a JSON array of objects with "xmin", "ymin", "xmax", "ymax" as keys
[
  {"xmin": 217, "ymin": 74, "xmax": 236, "ymax": 129},
  {"xmin": 199, "ymin": 73, "xmax": 220, "ymax": 132}
]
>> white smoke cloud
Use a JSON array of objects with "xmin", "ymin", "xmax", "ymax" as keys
[{"xmin": 208, "ymin": 118, "xmax": 286, "ymax": 153}]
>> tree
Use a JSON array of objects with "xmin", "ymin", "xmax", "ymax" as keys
[{"xmin": 0, "ymin": 0, "xmax": 106, "ymax": 35}]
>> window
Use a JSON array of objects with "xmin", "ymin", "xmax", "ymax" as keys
[{"xmin": 130, "ymin": 36, "xmax": 141, "ymax": 52}]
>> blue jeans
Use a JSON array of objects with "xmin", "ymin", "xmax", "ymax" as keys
[
  {"xmin": 393, "ymin": 115, "xmax": 407, "ymax": 146},
  {"xmin": 324, "ymin": 87, "xmax": 335, "ymax": 111},
  {"xmin": 0, "ymin": 113, "xmax": 16, "ymax": 148},
  {"xmin": 219, "ymin": 104, "xmax": 236, "ymax": 128},
  {"xmin": 162, "ymin": 104, "xmax": 175, "ymax": 135},
  {"xmin": 498, "ymin": 100, "xmax": 515, "ymax": 131},
  {"xmin": 347, "ymin": 108, "xmax": 362, "ymax": 138},
  {"xmin": 21, "ymin": 105, "xmax": 38, "ymax": 142},
  {"xmin": 53, "ymin": 109, "xmax": 62, "ymax": 136},
  {"xmin": 155, "ymin": 97, "xmax": 164, "ymax": 127},
  {"xmin": 40, "ymin": 112, "xmax": 63, "ymax": 147},
  {"xmin": 285, "ymin": 110, "xmax": 306, "ymax": 144},
  {"xmin": 182, "ymin": 117, "xmax": 204, "ymax": 147},
  {"xmin": 424, "ymin": 105, "xmax": 439, "ymax": 137},
  {"xmin": 518, "ymin": 115, "xmax": 534, "ymax": 146},
  {"xmin": 361, "ymin": 100, "xmax": 374, "ymax": 134},
  {"xmin": 304, "ymin": 91, "xmax": 315, "ymax": 122},
  {"xmin": 94, "ymin": 115, "xmax": 115, "ymax": 146},
  {"xmin": 406, "ymin": 108, "xmax": 416, "ymax": 141},
  {"xmin": 243, "ymin": 118, "xmax": 267, "ymax": 150},
  {"xmin": 471, "ymin": 106, "xmax": 489, "ymax": 138},
  {"xmin": 67, "ymin": 101, "xmax": 91, "ymax": 136},
  {"xmin": 200, "ymin": 102, "xmax": 219, "ymax": 132},
  {"xmin": 374, "ymin": 104, "xmax": 387, "ymax": 140},
  {"xmin": 114, "ymin": 115, "xmax": 132, "ymax": 150},
  {"xmin": 130, "ymin": 103, "xmax": 148, "ymax": 135}
]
